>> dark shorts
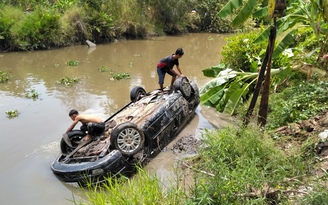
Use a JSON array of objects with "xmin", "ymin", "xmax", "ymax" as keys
[
  {"xmin": 80, "ymin": 122, "xmax": 105, "ymax": 137},
  {"xmin": 157, "ymin": 67, "xmax": 176, "ymax": 84}
]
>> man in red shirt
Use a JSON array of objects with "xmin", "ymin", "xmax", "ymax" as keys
[{"xmin": 157, "ymin": 48, "xmax": 185, "ymax": 91}]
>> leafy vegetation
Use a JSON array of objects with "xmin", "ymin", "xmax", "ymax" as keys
[
  {"xmin": 74, "ymin": 168, "xmax": 187, "ymax": 205},
  {"xmin": 5, "ymin": 110, "xmax": 18, "ymax": 118},
  {"xmin": 267, "ymin": 81, "xmax": 328, "ymax": 130},
  {"xmin": 78, "ymin": 125, "xmax": 328, "ymax": 204},
  {"xmin": 25, "ymin": 89, "xmax": 39, "ymax": 99},
  {"xmin": 2, "ymin": 0, "xmax": 237, "ymax": 51},
  {"xmin": 110, "ymin": 72, "xmax": 131, "ymax": 80},
  {"xmin": 0, "ymin": 71, "xmax": 10, "ymax": 83},
  {"xmin": 56, "ymin": 76, "xmax": 79, "ymax": 86},
  {"xmin": 98, "ymin": 66, "xmax": 110, "ymax": 72},
  {"xmin": 66, "ymin": 60, "xmax": 79, "ymax": 66}
]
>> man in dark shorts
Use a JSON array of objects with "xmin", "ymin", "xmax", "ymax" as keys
[
  {"xmin": 66, "ymin": 109, "xmax": 105, "ymax": 141},
  {"xmin": 157, "ymin": 48, "xmax": 185, "ymax": 91}
]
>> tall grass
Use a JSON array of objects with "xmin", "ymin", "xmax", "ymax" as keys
[
  {"xmin": 74, "ymin": 124, "xmax": 328, "ymax": 204},
  {"xmin": 186, "ymin": 125, "xmax": 314, "ymax": 204},
  {"xmin": 75, "ymin": 167, "xmax": 187, "ymax": 205}
]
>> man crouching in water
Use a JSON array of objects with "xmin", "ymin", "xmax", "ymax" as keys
[{"xmin": 66, "ymin": 109, "xmax": 105, "ymax": 141}]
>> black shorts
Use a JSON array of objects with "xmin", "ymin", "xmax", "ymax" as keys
[{"xmin": 80, "ymin": 122, "xmax": 105, "ymax": 136}]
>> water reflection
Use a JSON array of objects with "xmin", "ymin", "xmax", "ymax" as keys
[{"xmin": 0, "ymin": 33, "xmax": 228, "ymax": 205}]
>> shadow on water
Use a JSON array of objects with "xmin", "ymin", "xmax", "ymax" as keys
[{"xmin": 0, "ymin": 33, "xmax": 230, "ymax": 205}]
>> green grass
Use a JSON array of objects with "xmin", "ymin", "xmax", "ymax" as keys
[{"xmin": 74, "ymin": 168, "xmax": 187, "ymax": 205}]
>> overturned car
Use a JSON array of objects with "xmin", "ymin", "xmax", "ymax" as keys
[{"xmin": 50, "ymin": 77, "xmax": 200, "ymax": 186}]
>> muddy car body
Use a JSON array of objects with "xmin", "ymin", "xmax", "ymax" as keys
[{"xmin": 50, "ymin": 77, "xmax": 199, "ymax": 186}]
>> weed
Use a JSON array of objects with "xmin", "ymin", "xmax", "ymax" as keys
[
  {"xmin": 0, "ymin": 71, "xmax": 10, "ymax": 83},
  {"xmin": 56, "ymin": 76, "xmax": 79, "ymax": 86},
  {"xmin": 78, "ymin": 167, "xmax": 187, "ymax": 205},
  {"xmin": 110, "ymin": 72, "xmax": 131, "ymax": 80},
  {"xmin": 66, "ymin": 60, "xmax": 79, "ymax": 66},
  {"xmin": 98, "ymin": 66, "xmax": 110, "ymax": 72},
  {"xmin": 25, "ymin": 89, "xmax": 39, "ymax": 99},
  {"xmin": 6, "ymin": 110, "xmax": 18, "ymax": 118}
]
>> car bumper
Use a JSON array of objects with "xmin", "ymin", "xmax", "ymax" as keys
[{"xmin": 50, "ymin": 150, "xmax": 132, "ymax": 184}]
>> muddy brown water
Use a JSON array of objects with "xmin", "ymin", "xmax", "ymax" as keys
[{"xmin": 0, "ymin": 33, "xmax": 232, "ymax": 205}]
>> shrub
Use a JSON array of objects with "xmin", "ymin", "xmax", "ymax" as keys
[
  {"xmin": 0, "ymin": 4, "xmax": 24, "ymax": 50},
  {"xmin": 11, "ymin": 7, "xmax": 62, "ymax": 50},
  {"xmin": 221, "ymin": 30, "xmax": 267, "ymax": 72},
  {"xmin": 188, "ymin": 126, "xmax": 311, "ymax": 204},
  {"xmin": 267, "ymin": 81, "xmax": 328, "ymax": 129}
]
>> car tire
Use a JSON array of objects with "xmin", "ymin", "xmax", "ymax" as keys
[
  {"xmin": 130, "ymin": 86, "xmax": 146, "ymax": 102},
  {"xmin": 110, "ymin": 122, "xmax": 145, "ymax": 157},
  {"xmin": 60, "ymin": 130, "xmax": 86, "ymax": 155},
  {"xmin": 173, "ymin": 76, "xmax": 192, "ymax": 99}
]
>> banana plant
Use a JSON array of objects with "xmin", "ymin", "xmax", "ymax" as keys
[
  {"xmin": 200, "ymin": 65, "xmax": 283, "ymax": 115},
  {"xmin": 218, "ymin": 0, "xmax": 328, "ymax": 59}
]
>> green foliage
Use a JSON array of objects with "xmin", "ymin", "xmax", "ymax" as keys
[
  {"xmin": 56, "ymin": 76, "xmax": 79, "ymax": 86},
  {"xmin": 267, "ymin": 81, "xmax": 328, "ymax": 130},
  {"xmin": 25, "ymin": 89, "xmax": 39, "ymax": 99},
  {"xmin": 98, "ymin": 66, "xmax": 109, "ymax": 72},
  {"xmin": 149, "ymin": 0, "xmax": 194, "ymax": 34},
  {"xmin": 78, "ymin": 167, "xmax": 187, "ymax": 205},
  {"xmin": 11, "ymin": 7, "xmax": 62, "ymax": 50},
  {"xmin": 66, "ymin": 60, "xmax": 79, "ymax": 66},
  {"xmin": 0, "ymin": 4, "xmax": 24, "ymax": 50},
  {"xmin": 200, "ymin": 67, "xmax": 286, "ymax": 115},
  {"xmin": 221, "ymin": 30, "xmax": 267, "ymax": 72},
  {"xmin": 5, "ymin": 110, "xmax": 18, "ymax": 118},
  {"xmin": 189, "ymin": 126, "xmax": 309, "ymax": 204},
  {"xmin": 53, "ymin": 0, "xmax": 77, "ymax": 13},
  {"xmin": 298, "ymin": 185, "xmax": 328, "ymax": 205},
  {"xmin": 110, "ymin": 72, "xmax": 131, "ymax": 80},
  {"xmin": 0, "ymin": 71, "xmax": 11, "ymax": 83},
  {"xmin": 192, "ymin": 0, "xmax": 235, "ymax": 33}
]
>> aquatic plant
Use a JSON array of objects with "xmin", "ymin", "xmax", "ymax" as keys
[
  {"xmin": 110, "ymin": 72, "xmax": 131, "ymax": 80},
  {"xmin": 0, "ymin": 71, "xmax": 10, "ymax": 83},
  {"xmin": 66, "ymin": 60, "xmax": 79, "ymax": 66},
  {"xmin": 5, "ymin": 110, "xmax": 18, "ymax": 118},
  {"xmin": 56, "ymin": 76, "xmax": 79, "ymax": 86},
  {"xmin": 25, "ymin": 89, "xmax": 39, "ymax": 99}
]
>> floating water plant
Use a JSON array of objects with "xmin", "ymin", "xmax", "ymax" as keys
[
  {"xmin": 25, "ymin": 89, "xmax": 39, "ymax": 99},
  {"xmin": 66, "ymin": 60, "xmax": 79, "ymax": 66},
  {"xmin": 111, "ymin": 72, "xmax": 131, "ymax": 80},
  {"xmin": 0, "ymin": 71, "xmax": 10, "ymax": 83},
  {"xmin": 56, "ymin": 77, "xmax": 79, "ymax": 86},
  {"xmin": 6, "ymin": 110, "xmax": 18, "ymax": 118},
  {"xmin": 98, "ymin": 66, "xmax": 110, "ymax": 72}
]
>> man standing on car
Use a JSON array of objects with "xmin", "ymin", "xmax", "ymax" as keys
[
  {"xmin": 157, "ymin": 48, "xmax": 185, "ymax": 91},
  {"xmin": 66, "ymin": 109, "xmax": 105, "ymax": 141}
]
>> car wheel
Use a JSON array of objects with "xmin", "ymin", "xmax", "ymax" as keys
[
  {"xmin": 110, "ymin": 122, "xmax": 145, "ymax": 157},
  {"xmin": 173, "ymin": 76, "xmax": 191, "ymax": 99},
  {"xmin": 130, "ymin": 86, "xmax": 146, "ymax": 102},
  {"xmin": 60, "ymin": 131, "xmax": 86, "ymax": 155}
]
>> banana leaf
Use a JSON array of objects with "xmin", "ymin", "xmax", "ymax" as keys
[
  {"xmin": 200, "ymin": 68, "xmax": 283, "ymax": 115},
  {"xmin": 231, "ymin": 0, "xmax": 258, "ymax": 27},
  {"xmin": 217, "ymin": 0, "xmax": 243, "ymax": 19}
]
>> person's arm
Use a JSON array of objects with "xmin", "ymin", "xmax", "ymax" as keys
[
  {"xmin": 66, "ymin": 119, "xmax": 79, "ymax": 133},
  {"xmin": 176, "ymin": 65, "xmax": 183, "ymax": 75}
]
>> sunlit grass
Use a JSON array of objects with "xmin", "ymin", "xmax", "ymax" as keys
[{"xmin": 75, "ymin": 167, "xmax": 187, "ymax": 205}]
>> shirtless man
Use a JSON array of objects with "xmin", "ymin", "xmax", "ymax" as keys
[{"xmin": 66, "ymin": 109, "xmax": 105, "ymax": 141}]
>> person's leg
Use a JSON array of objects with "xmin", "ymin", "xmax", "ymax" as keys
[
  {"xmin": 157, "ymin": 67, "xmax": 165, "ymax": 91},
  {"xmin": 170, "ymin": 76, "xmax": 176, "ymax": 88},
  {"xmin": 166, "ymin": 70, "xmax": 176, "ymax": 89}
]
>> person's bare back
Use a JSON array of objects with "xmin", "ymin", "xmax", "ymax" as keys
[{"xmin": 76, "ymin": 114, "xmax": 102, "ymax": 124}]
